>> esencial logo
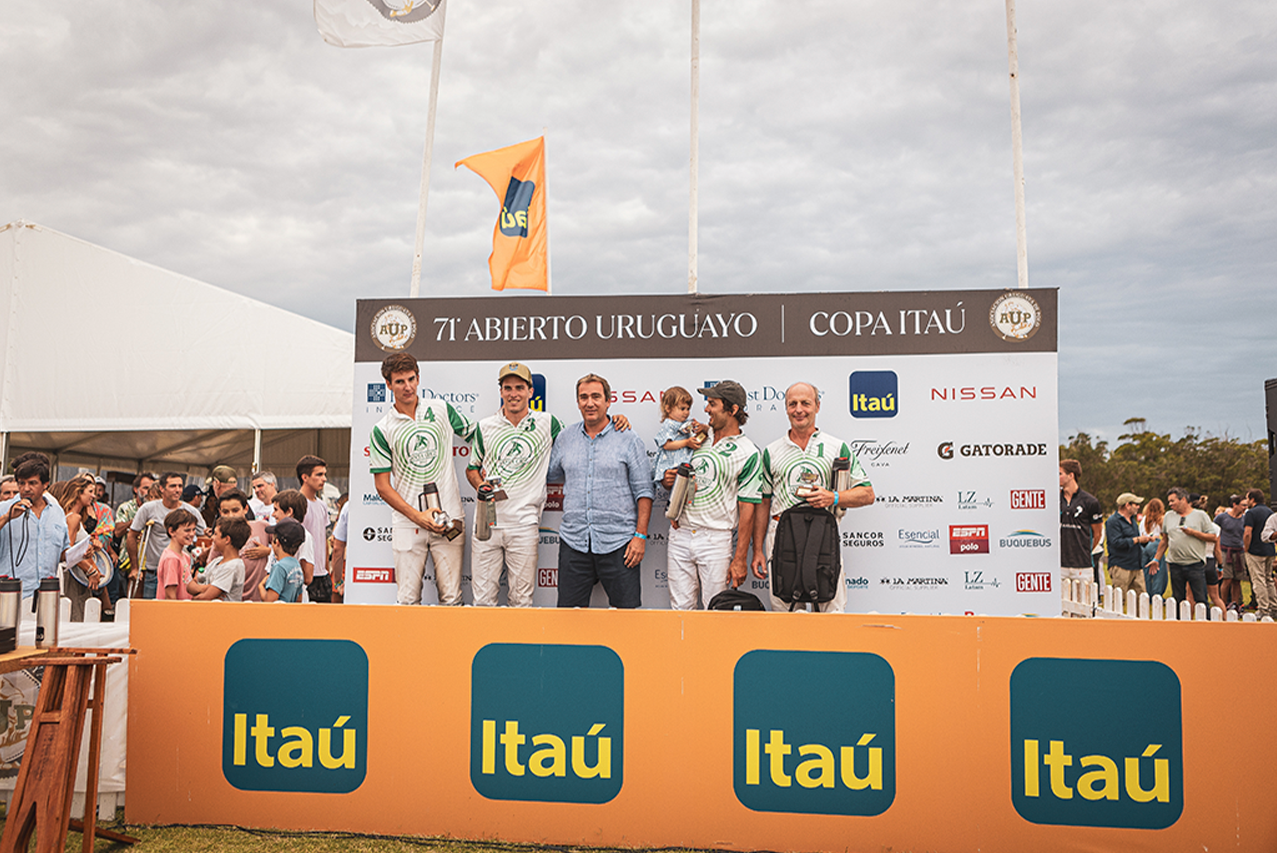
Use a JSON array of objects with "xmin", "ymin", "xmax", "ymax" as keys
[
  {"xmin": 471, "ymin": 643, "xmax": 623, "ymax": 804},
  {"xmin": 734, "ymin": 650, "xmax": 895, "ymax": 816},
  {"xmin": 1010, "ymin": 658, "xmax": 1183, "ymax": 829},
  {"xmin": 222, "ymin": 639, "xmax": 368, "ymax": 793},
  {"xmin": 848, "ymin": 371, "xmax": 898, "ymax": 418}
]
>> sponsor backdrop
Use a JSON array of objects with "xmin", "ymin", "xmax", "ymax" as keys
[
  {"xmin": 348, "ymin": 290, "xmax": 1059, "ymax": 614},
  {"xmin": 127, "ymin": 603, "xmax": 1277, "ymax": 850}
]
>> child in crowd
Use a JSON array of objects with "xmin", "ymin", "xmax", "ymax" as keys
[
  {"xmin": 651, "ymin": 386, "xmax": 706, "ymax": 486},
  {"xmin": 260, "ymin": 519, "xmax": 306, "ymax": 602},
  {"xmin": 269, "ymin": 489, "xmax": 315, "ymax": 586},
  {"xmin": 218, "ymin": 489, "xmax": 269, "ymax": 601},
  {"xmin": 157, "ymin": 508, "xmax": 198, "ymax": 601},
  {"xmin": 187, "ymin": 517, "xmax": 249, "ymax": 601}
]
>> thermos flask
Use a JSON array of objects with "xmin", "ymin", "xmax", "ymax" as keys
[
  {"xmin": 830, "ymin": 457, "xmax": 851, "ymax": 520},
  {"xmin": 665, "ymin": 462, "xmax": 695, "ymax": 521},
  {"xmin": 0, "ymin": 577, "xmax": 20, "ymax": 634},
  {"xmin": 35, "ymin": 577, "xmax": 60, "ymax": 649},
  {"xmin": 419, "ymin": 482, "xmax": 461, "ymax": 541},
  {"xmin": 474, "ymin": 484, "xmax": 496, "ymax": 541}
]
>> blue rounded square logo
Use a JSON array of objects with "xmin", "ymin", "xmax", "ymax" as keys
[{"xmin": 848, "ymin": 371, "xmax": 898, "ymax": 418}]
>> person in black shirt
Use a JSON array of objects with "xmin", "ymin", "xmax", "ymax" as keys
[{"xmin": 1059, "ymin": 459, "xmax": 1103, "ymax": 594}]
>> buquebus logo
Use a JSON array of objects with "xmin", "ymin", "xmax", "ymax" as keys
[
  {"xmin": 734, "ymin": 650, "xmax": 894, "ymax": 816},
  {"xmin": 1001, "ymin": 530, "xmax": 1053, "ymax": 549},
  {"xmin": 1011, "ymin": 658, "xmax": 1183, "ymax": 828},
  {"xmin": 949, "ymin": 525, "xmax": 989, "ymax": 554},
  {"xmin": 470, "ymin": 644, "xmax": 623, "ymax": 804},
  {"xmin": 848, "ymin": 371, "xmax": 898, "ymax": 418},
  {"xmin": 222, "ymin": 639, "xmax": 368, "ymax": 793}
]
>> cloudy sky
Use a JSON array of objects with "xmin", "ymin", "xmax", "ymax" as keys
[{"xmin": 2, "ymin": 0, "xmax": 1274, "ymax": 445}]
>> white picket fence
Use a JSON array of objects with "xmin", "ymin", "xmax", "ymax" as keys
[{"xmin": 1062, "ymin": 579, "xmax": 1275, "ymax": 622}]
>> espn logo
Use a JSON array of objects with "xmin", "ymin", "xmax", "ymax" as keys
[
  {"xmin": 545, "ymin": 485, "xmax": 564, "ymax": 513},
  {"xmin": 1016, "ymin": 572, "xmax": 1052, "ymax": 592},
  {"xmin": 949, "ymin": 525, "xmax": 989, "ymax": 554},
  {"xmin": 537, "ymin": 568, "xmax": 558, "ymax": 588},
  {"xmin": 1010, "ymin": 489, "xmax": 1047, "ymax": 510},
  {"xmin": 352, "ymin": 568, "xmax": 395, "ymax": 584}
]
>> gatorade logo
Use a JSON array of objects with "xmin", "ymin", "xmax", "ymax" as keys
[
  {"xmin": 734, "ymin": 650, "xmax": 895, "ymax": 816},
  {"xmin": 222, "ymin": 639, "xmax": 368, "ymax": 793},
  {"xmin": 470, "ymin": 643, "xmax": 624, "ymax": 804},
  {"xmin": 500, "ymin": 177, "xmax": 535, "ymax": 237},
  {"xmin": 1010, "ymin": 658, "xmax": 1183, "ymax": 828}
]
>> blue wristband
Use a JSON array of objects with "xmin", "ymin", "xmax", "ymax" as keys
[
  {"xmin": 833, "ymin": 491, "xmax": 840, "ymax": 507},
  {"xmin": 633, "ymin": 532, "xmax": 647, "ymax": 540}
]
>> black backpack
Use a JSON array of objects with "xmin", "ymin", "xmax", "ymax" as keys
[
  {"xmin": 771, "ymin": 503, "xmax": 841, "ymax": 609},
  {"xmin": 707, "ymin": 588, "xmax": 766, "ymax": 611}
]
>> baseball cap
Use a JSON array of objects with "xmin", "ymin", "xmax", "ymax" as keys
[
  {"xmin": 272, "ymin": 519, "xmax": 305, "ymax": 551},
  {"xmin": 181, "ymin": 484, "xmax": 201, "ymax": 502},
  {"xmin": 94, "ymin": 475, "xmax": 107, "ymax": 486},
  {"xmin": 698, "ymin": 380, "xmax": 747, "ymax": 412},
  {"xmin": 498, "ymin": 362, "xmax": 533, "ymax": 384},
  {"xmin": 1116, "ymin": 492, "xmax": 1144, "ymax": 507},
  {"xmin": 210, "ymin": 465, "xmax": 237, "ymax": 484}
]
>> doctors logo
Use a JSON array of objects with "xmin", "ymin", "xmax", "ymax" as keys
[
  {"xmin": 956, "ymin": 490, "xmax": 993, "ymax": 511},
  {"xmin": 1001, "ymin": 530, "xmax": 1053, "ymax": 549},
  {"xmin": 222, "ymin": 639, "xmax": 368, "ymax": 793},
  {"xmin": 1011, "ymin": 658, "xmax": 1183, "ymax": 829},
  {"xmin": 371, "ymin": 304, "xmax": 416, "ymax": 352},
  {"xmin": 989, "ymin": 291, "xmax": 1043, "ymax": 343},
  {"xmin": 499, "ymin": 177, "xmax": 536, "ymax": 237},
  {"xmin": 734, "ymin": 650, "xmax": 894, "ymax": 816},
  {"xmin": 471, "ymin": 644, "xmax": 623, "ymax": 804},
  {"xmin": 949, "ymin": 525, "xmax": 989, "ymax": 554},
  {"xmin": 848, "ymin": 371, "xmax": 898, "ymax": 419},
  {"xmin": 367, "ymin": 382, "xmax": 386, "ymax": 403},
  {"xmin": 1011, "ymin": 489, "xmax": 1048, "ymax": 510},
  {"xmin": 897, "ymin": 529, "xmax": 941, "ymax": 549}
]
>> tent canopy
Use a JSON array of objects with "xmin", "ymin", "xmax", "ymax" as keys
[{"xmin": 0, "ymin": 221, "xmax": 354, "ymax": 478}]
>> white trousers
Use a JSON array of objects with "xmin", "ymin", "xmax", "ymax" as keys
[
  {"xmin": 667, "ymin": 526, "xmax": 733, "ymax": 610},
  {"xmin": 393, "ymin": 526, "xmax": 464, "ymax": 605},
  {"xmin": 470, "ymin": 524, "xmax": 540, "ymax": 607},
  {"xmin": 763, "ymin": 516, "xmax": 847, "ymax": 613}
]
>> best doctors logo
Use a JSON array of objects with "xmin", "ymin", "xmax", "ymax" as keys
[
  {"xmin": 1011, "ymin": 658, "xmax": 1183, "ymax": 829},
  {"xmin": 367, "ymin": 382, "xmax": 386, "ymax": 403},
  {"xmin": 734, "ymin": 650, "xmax": 895, "ymax": 816},
  {"xmin": 848, "ymin": 371, "xmax": 898, "ymax": 418},
  {"xmin": 222, "ymin": 639, "xmax": 368, "ymax": 793},
  {"xmin": 471, "ymin": 643, "xmax": 623, "ymax": 804}
]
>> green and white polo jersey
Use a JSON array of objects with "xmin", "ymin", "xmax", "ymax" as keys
[
  {"xmin": 370, "ymin": 399, "xmax": 476, "ymax": 527},
  {"xmin": 468, "ymin": 410, "xmax": 564, "ymax": 528},
  {"xmin": 760, "ymin": 430, "xmax": 871, "ymax": 516},
  {"xmin": 681, "ymin": 432, "xmax": 763, "ymax": 531}
]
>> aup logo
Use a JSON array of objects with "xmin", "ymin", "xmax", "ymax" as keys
[
  {"xmin": 471, "ymin": 643, "xmax": 623, "ymax": 804},
  {"xmin": 1010, "ymin": 658, "xmax": 1182, "ymax": 829},
  {"xmin": 500, "ymin": 177, "xmax": 536, "ymax": 237},
  {"xmin": 222, "ymin": 639, "xmax": 368, "ymax": 793},
  {"xmin": 848, "ymin": 371, "xmax": 898, "ymax": 418},
  {"xmin": 734, "ymin": 650, "xmax": 895, "ymax": 816},
  {"xmin": 530, "ymin": 372, "xmax": 547, "ymax": 412}
]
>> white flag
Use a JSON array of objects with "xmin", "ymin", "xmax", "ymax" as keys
[{"xmin": 315, "ymin": 0, "xmax": 446, "ymax": 48}]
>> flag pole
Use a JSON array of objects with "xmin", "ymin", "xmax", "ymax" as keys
[
  {"xmin": 688, "ymin": 0, "xmax": 700, "ymax": 295},
  {"xmin": 1005, "ymin": 0, "xmax": 1029, "ymax": 291},
  {"xmin": 543, "ymin": 128, "xmax": 552, "ymax": 295},
  {"xmin": 409, "ymin": 31, "xmax": 446, "ymax": 298}
]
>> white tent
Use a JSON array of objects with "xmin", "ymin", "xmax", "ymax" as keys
[{"xmin": 0, "ymin": 220, "xmax": 354, "ymax": 487}]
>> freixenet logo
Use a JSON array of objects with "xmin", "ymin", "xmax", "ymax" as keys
[
  {"xmin": 848, "ymin": 371, "xmax": 898, "ymax": 418},
  {"xmin": 734, "ymin": 650, "xmax": 894, "ymax": 816},
  {"xmin": 1011, "ymin": 658, "xmax": 1183, "ymax": 829},
  {"xmin": 222, "ymin": 639, "xmax": 368, "ymax": 793},
  {"xmin": 471, "ymin": 644, "xmax": 623, "ymax": 804}
]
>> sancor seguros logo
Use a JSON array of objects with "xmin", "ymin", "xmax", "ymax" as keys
[
  {"xmin": 734, "ymin": 650, "xmax": 895, "ymax": 816},
  {"xmin": 1010, "ymin": 658, "xmax": 1182, "ymax": 829},
  {"xmin": 222, "ymin": 639, "xmax": 368, "ymax": 793},
  {"xmin": 471, "ymin": 643, "xmax": 623, "ymax": 804}
]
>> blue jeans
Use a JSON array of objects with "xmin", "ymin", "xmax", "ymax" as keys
[
  {"xmin": 556, "ymin": 542, "xmax": 640, "ymax": 608},
  {"xmin": 141, "ymin": 570, "xmax": 157, "ymax": 600},
  {"xmin": 1142, "ymin": 542, "xmax": 1167, "ymax": 597}
]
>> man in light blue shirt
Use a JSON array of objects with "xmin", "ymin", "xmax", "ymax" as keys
[
  {"xmin": 0, "ymin": 453, "xmax": 70, "ymax": 598},
  {"xmin": 546, "ymin": 373, "xmax": 653, "ymax": 608}
]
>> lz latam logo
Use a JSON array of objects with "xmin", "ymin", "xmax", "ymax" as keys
[
  {"xmin": 1001, "ymin": 530, "xmax": 1053, "ymax": 549},
  {"xmin": 1011, "ymin": 658, "xmax": 1182, "ymax": 828},
  {"xmin": 949, "ymin": 525, "xmax": 989, "ymax": 554},
  {"xmin": 989, "ymin": 291, "xmax": 1043, "ymax": 342},
  {"xmin": 367, "ymin": 383, "xmax": 386, "ymax": 403},
  {"xmin": 1017, "ymin": 572, "xmax": 1053, "ymax": 592},
  {"xmin": 956, "ymin": 490, "xmax": 993, "ymax": 511},
  {"xmin": 223, "ymin": 639, "xmax": 368, "ymax": 793},
  {"xmin": 897, "ymin": 529, "xmax": 940, "ymax": 549},
  {"xmin": 530, "ymin": 373, "xmax": 547, "ymax": 412},
  {"xmin": 1011, "ymin": 489, "xmax": 1048, "ymax": 510},
  {"xmin": 963, "ymin": 570, "xmax": 1001, "ymax": 590},
  {"xmin": 471, "ymin": 644, "xmax": 623, "ymax": 804},
  {"xmin": 848, "ymin": 371, "xmax": 898, "ymax": 418},
  {"xmin": 371, "ymin": 304, "xmax": 416, "ymax": 352},
  {"xmin": 734, "ymin": 650, "xmax": 894, "ymax": 816}
]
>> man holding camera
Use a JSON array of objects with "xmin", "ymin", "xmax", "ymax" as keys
[{"xmin": 371, "ymin": 352, "xmax": 476, "ymax": 606}]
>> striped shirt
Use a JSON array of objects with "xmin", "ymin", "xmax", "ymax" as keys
[{"xmin": 370, "ymin": 399, "xmax": 476, "ymax": 527}]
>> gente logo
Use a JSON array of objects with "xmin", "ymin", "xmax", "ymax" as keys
[
  {"xmin": 733, "ymin": 650, "xmax": 895, "ymax": 816},
  {"xmin": 470, "ymin": 643, "xmax": 623, "ymax": 804},
  {"xmin": 1010, "ymin": 658, "xmax": 1182, "ymax": 829},
  {"xmin": 222, "ymin": 639, "xmax": 368, "ymax": 793}
]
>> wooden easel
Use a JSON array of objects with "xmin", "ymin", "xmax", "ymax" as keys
[{"xmin": 0, "ymin": 647, "xmax": 137, "ymax": 853}]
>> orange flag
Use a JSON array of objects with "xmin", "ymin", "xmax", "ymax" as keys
[{"xmin": 456, "ymin": 137, "xmax": 548, "ymax": 292}]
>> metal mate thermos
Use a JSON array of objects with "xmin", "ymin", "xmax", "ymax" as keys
[
  {"xmin": 475, "ymin": 484, "xmax": 496, "ymax": 541},
  {"xmin": 35, "ymin": 577, "xmax": 60, "ymax": 649},
  {"xmin": 830, "ymin": 457, "xmax": 851, "ymax": 520},
  {"xmin": 665, "ymin": 462, "xmax": 695, "ymax": 521},
  {"xmin": 0, "ymin": 577, "xmax": 20, "ymax": 633},
  {"xmin": 419, "ymin": 483, "xmax": 462, "ymax": 541}
]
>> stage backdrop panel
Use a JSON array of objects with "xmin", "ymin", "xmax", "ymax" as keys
[
  {"xmin": 126, "ymin": 602, "xmax": 1277, "ymax": 851},
  {"xmin": 347, "ymin": 290, "xmax": 1059, "ymax": 615}
]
